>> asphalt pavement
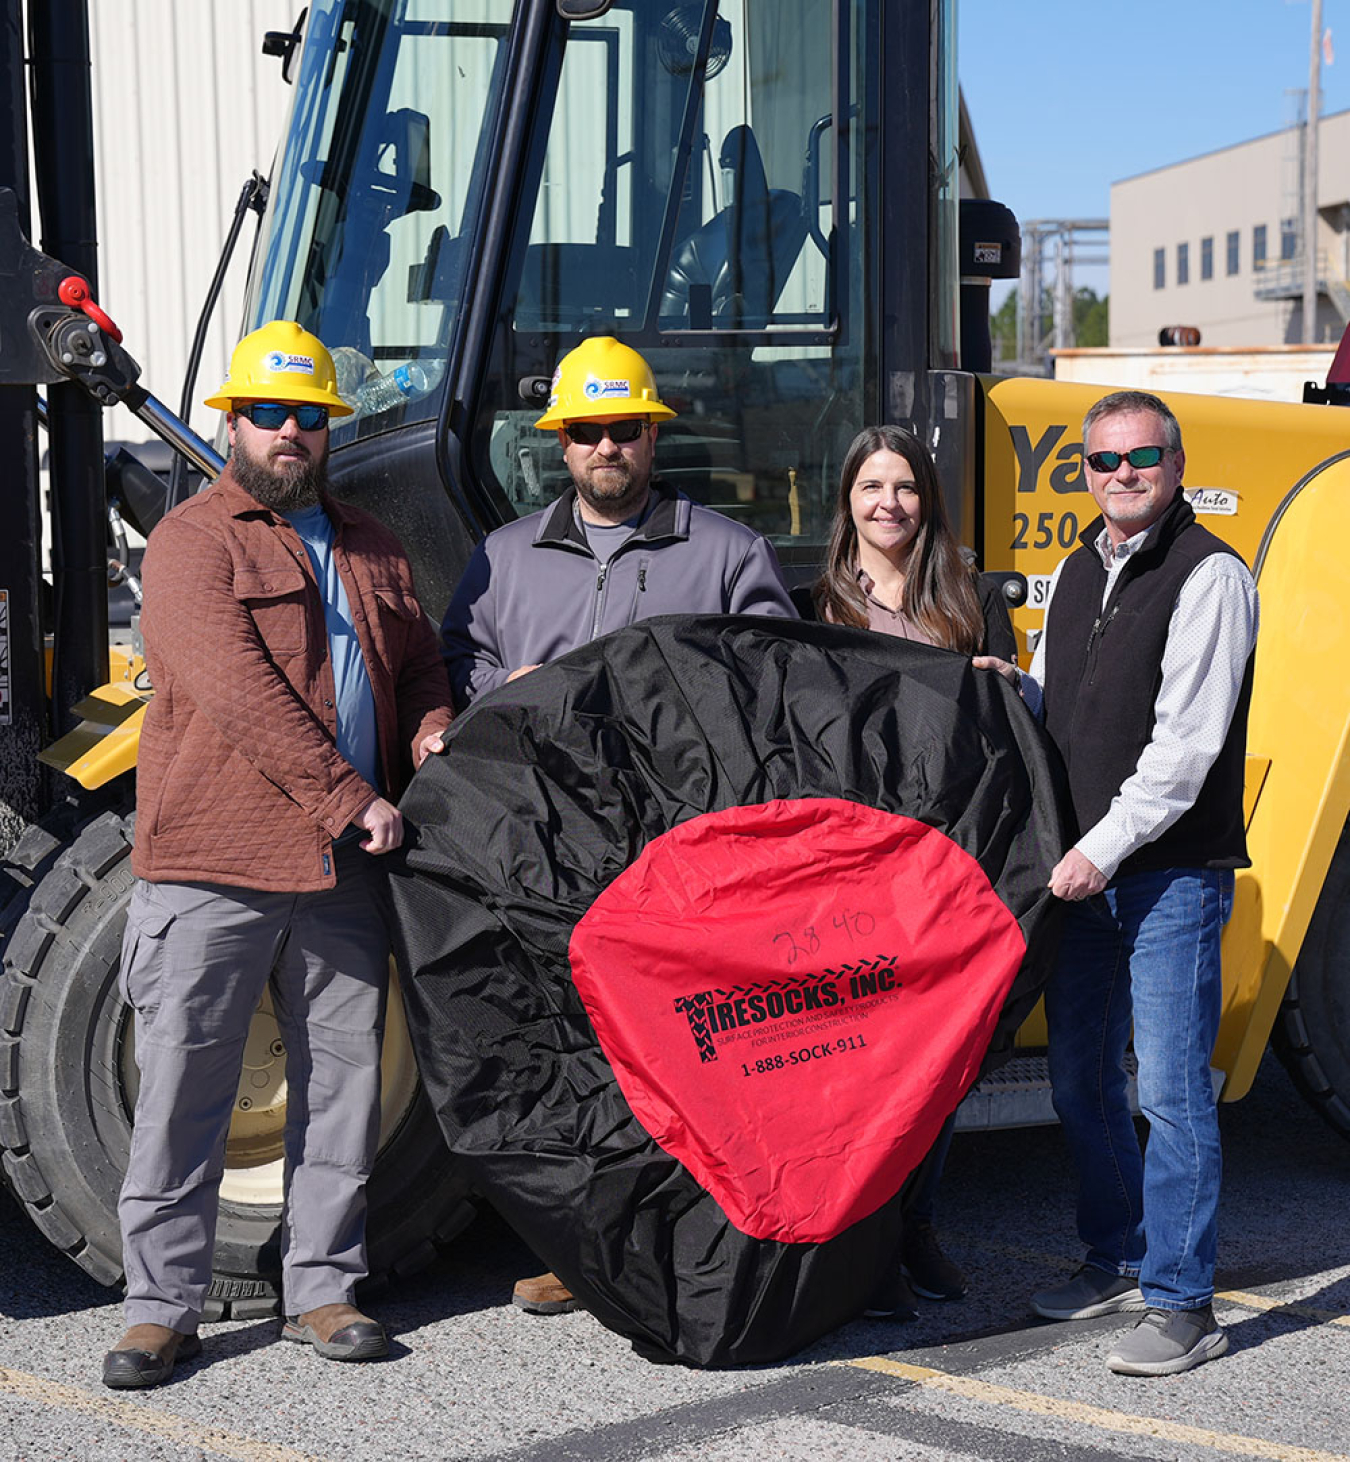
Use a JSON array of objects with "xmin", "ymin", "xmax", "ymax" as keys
[{"xmin": 2, "ymin": 1051, "xmax": 1348, "ymax": 1462}]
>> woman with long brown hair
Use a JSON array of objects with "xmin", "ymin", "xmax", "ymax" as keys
[
  {"xmin": 811, "ymin": 423, "xmax": 1017, "ymax": 661},
  {"xmin": 807, "ymin": 424, "xmax": 1018, "ymax": 1320}
]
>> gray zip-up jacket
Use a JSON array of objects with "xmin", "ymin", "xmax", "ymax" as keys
[{"xmin": 441, "ymin": 479, "xmax": 796, "ymax": 706}]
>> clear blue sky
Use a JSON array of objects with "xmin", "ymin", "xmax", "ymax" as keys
[{"xmin": 959, "ymin": 0, "xmax": 1350, "ymax": 300}]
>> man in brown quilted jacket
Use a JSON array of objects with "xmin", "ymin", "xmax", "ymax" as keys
[{"xmin": 101, "ymin": 323, "xmax": 453, "ymax": 1389}]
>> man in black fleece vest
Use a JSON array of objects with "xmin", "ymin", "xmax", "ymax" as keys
[{"xmin": 979, "ymin": 391, "xmax": 1257, "ymax": 1376}]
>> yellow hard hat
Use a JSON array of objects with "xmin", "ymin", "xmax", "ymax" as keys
[
  {"xmin": 534, "ymin": 336, "xmax": 677, "ymax": 430},
  {"xmin": 204, "ymin": 320, "xmax": 354, "ymax": 417}
]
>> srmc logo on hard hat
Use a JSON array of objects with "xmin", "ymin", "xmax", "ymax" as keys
[
  {"xmin": 583, "ymin": 375, "xmax": 630, "ymax": 400},
  {"xmin": 264, "ymin": 351, "xmax": 316, "ymax": 374}
]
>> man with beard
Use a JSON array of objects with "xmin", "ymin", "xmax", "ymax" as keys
[
  {"xmin": 441, "ymin": 335, "xmax": 795, "ymax": 709},
  {"xmin": 102, "ymin": 323, "xmax": 453, "ymax": 1389},
  {"xmin": 440, "ymin": 338, "xmax": 794, "ymax": 1316}
]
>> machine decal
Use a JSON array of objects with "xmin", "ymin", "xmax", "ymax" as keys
[
  {"xmin": 1010, "ymin": 508, "xmax": 1084, "ymax": 552},
  {"xmin": 1187, "ymin": 487, "xmax": 1239, "ymax": 516},
  {"xmin": 1009, "ymin": 423, "xmax": 1088, "ymax": 495},
  {"xmin": 1026, "ymin": 574, "xmax": 1056, "ymax": 611}
]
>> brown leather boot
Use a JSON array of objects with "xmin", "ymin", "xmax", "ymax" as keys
[
  {"xmin": 281, "ymin": 1301, "xmax": 388, "ymax": 1360},
  {"xmin": 102, "ymin": 1323, "xmax": 202, "ymax": 1389},
  {"xmin": 511, "ymin": 1271, "xmax": 579, "ymax": 1314}
]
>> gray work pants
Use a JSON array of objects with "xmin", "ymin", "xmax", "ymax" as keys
[{"xmin": 117, "ymin": 846, "xmax": 389, "ymax": 1331}]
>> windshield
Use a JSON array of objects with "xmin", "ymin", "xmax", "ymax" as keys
[
  {"xmin": 243, "ymin": 0, "xmax": 514, "ymax": 442},
  {"xmin": 473, "ymin": 0, "xmax": 868, "ymax": 559}
]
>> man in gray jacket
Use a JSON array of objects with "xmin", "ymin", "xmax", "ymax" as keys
[
  {"xmin": 440, "ymin": 337, "xmax": 795, "ymax": 1315},
  {"xmin": 441, "ymin": 336, "xmax": 795, "ymax": 709}
]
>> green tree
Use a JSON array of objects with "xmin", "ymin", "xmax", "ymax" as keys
[
  {"xmin": 991, "ymin": 289, "xmax": 1018, "ymax": 362},
  {"xmin": 1073, "ymin": 288, "xmax": 1109, "ymax": 347},
  {"xmin": 986, "ymin": 287, "xmax": 1109, "ymax": 363}
]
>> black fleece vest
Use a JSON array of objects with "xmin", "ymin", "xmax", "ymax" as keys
[{"xmin": 1042, "ymin": 492, "xmax": 1253, "ymax": 877}]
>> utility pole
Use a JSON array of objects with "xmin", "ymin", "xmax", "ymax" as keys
[{"xmin": 1304, "ymin": 0, "xmax": 1323, "ymax": 343}]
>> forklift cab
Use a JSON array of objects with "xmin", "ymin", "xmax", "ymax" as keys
[{"xmin": 241, "ymin": 0, "xmax": 967, "ymax": 603}]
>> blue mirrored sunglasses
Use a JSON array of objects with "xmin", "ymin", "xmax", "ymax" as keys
[
  {"xmin": 1084, "ymin": 446, "xmax": 1167, "ymax": 472},
  {"xmin": 237, "ymin": 401, "xmax": 329, "ymax": 431}
]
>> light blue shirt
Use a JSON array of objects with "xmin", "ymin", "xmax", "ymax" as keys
[{"xmin": 283, "ymin": 503, "xmax": 380, "ymax": 793}]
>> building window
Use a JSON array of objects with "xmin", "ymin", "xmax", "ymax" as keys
[
  {"xmin": 1201, "ymin": 236, "xmax": 1213, "ymax": 280},
  {"xmin": 1177, "ymin": 242, "xmax": 1189, "ymax": 286},
  {"xmin": 1281, "ymin": 217, "xmax": 1297, "ymax": 261},
  {"xmin": 1226, "ymin": 230, "xmax": 1240, "ymax": 275},
  {"xmin": 1154, "ymin": 247, "xmax": 1165, "ymax": 289},
  {"xmin": 1253, "ymin": 224, "xmax": 1267, "ymax": 270}
]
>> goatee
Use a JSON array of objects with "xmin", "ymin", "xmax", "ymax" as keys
[{"xmin": 231, "ymin": 438, "xmax": 330, "ymax": 511}]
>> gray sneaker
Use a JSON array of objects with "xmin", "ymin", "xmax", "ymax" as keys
[
  {"xmin": 1031, "ymin": 1264, "xmax": 1146, "ymax": 1320},
  {"xmin": 1106, "ymin": 1306, "xmax": 1229, "ymax": 1376}
]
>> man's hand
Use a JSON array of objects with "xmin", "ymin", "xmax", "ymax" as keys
[
  {"xmin": 1049, "ymin": 848, "xmax": 1107, "ymax": 901},
  {"xmin": 414, "ymin": 724, "xmax": 451, "ymax": 768},
  {"xmin": 972, "ymin": 655, "xmax": 1020, "ymax": 688},
  {"xmin": 353, "ymin": 795, "xmax": 404, "ymax": 854},
  {"xmin": 506, "ymin": 663, "xmax": 541, "ymax": 683}
]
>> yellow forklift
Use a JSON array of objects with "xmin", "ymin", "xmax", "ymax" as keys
[{"xmin": 3, "ymin": 0, "xmax": 1350, "ymax": 1317}]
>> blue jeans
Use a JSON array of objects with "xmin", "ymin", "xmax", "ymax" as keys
[
  {"xmin": 909, "ymin": 1111, "xmax": 955, "ymax": 1225},
  {"xmin": 1046, "ymin": 867, "xmax": 1233, "ymax": 1311}
]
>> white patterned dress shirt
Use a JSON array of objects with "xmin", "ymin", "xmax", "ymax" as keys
[{"xmin": 1024, "ymin": 519, "xmax": 1259, "ymax": 881}]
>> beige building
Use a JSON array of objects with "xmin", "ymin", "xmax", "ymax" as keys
[{"xmin": 1111, "ymin": 110, "xmax": 1350, "ymax": 349}]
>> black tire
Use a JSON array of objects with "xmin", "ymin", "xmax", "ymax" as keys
[
  {"xmin": 0, "ymin": 810, "xmax": 475, "ymax": 1317},
  {"xmin": 1275, "ymin": 821, "xmax": 1350, "ymax": 1139},
  {"xmin": 0, "ymin": 792, "xmax": 118, "ymax": 950}
]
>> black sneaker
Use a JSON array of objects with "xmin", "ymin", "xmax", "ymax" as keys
[
  {"xmin": 863, "ymin": 1268, "xmax": 920, "ymax": 1321},
  {"xmin": 901, "ymin": 1220, "xmax": 968, "ymax": 1300},
  {"xmin": 1031, "ymin": 1264, "xmax": 1145, "ymax": 1321}
]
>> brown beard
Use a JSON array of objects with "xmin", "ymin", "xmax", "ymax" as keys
[
  {"xmin": 573, "ymin": 459, "xmax": 652, "ymax": 521},
  {"xmin": 231, "ymin": 432, "xmax": 330, "ymax": 511}
]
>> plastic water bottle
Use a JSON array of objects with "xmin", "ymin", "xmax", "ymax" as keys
[
  {"xmin": 331, "ymin": 345, "xmax": 378, "ymax": 402},
  {"xmin": 354, "ymin": 361, "xmax": 435, "ymax": 416}
]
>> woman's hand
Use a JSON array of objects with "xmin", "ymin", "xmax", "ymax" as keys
[{"xmin": 972, "ymin": 655, "xmax": 1020, "ymax": 688}]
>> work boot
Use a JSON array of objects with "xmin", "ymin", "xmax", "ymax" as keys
[
  {"xmin": 512, "ymin": 1271, "xmax": 579, "ymax": 1314},
  {"xmin": 101, "ymin": 1324, "xmax": 202, "ymax": 1389},
  {"xmin": 901, "ymin": 1220, "xmax": 968, "ymax": 1300},
  {"xmin": 281, "ymin": 1302, "xmax": 388, "ymax": 1360},
  {"xmin": 862, "ymin": 1268, "xmax": 920, "ymax": 1321},
  {"xmin": 1031, "ymin": 1264, "xmax": 1146, "ymax": 1320},
  {"xmin": 1106, "ymin": 1305, "xmax": 1229, "ymax": 1376}
]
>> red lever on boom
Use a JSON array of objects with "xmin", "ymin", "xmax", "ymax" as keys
[{"xmin": 57, "ymin": 274, "xmax": 123, "ymax": 343}]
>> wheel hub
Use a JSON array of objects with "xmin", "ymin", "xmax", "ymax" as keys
[{"xmin": 119, "ymin": 963, "xmax": 422, "ymax": 1207}]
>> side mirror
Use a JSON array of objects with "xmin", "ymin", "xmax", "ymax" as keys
[{"xmin": 261, "ymin": 7, "xmax": 309, "ymax": 85}]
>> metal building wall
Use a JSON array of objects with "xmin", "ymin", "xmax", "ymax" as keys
[{"xmin": 87, "ymin": 2, "xmax": 296, "ymax": 446}]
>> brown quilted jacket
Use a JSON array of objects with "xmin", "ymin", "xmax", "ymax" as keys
[{"xmin": 132, "ymin": 466, "xmax": 453, "ymax": 891}]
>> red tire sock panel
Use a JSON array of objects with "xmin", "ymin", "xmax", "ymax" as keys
[{"xmin": 570, "ymin": 797, "xmax": 1026, "ymax": 1243}]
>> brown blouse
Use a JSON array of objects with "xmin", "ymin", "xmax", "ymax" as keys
[{"xmin": 844, "ymin": 569, "xmax": 939, "ymax": 646}]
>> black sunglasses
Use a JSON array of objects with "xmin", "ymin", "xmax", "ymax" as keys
[
  {"xmin": 1084, "ymin": 446, "xmax": 1168, "ymax": 473},
  {"xmin": 565, "ymin": 419, "xmax": 649, "ymax": 446},
  {"xmin": 236, "ymin": 401, "xmax": 330, "ymax": 431}
]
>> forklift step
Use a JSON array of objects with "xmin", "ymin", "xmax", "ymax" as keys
[{"xmin": 953, "ymin": 1053, "xmax": 1140, "ymax": 1132}]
